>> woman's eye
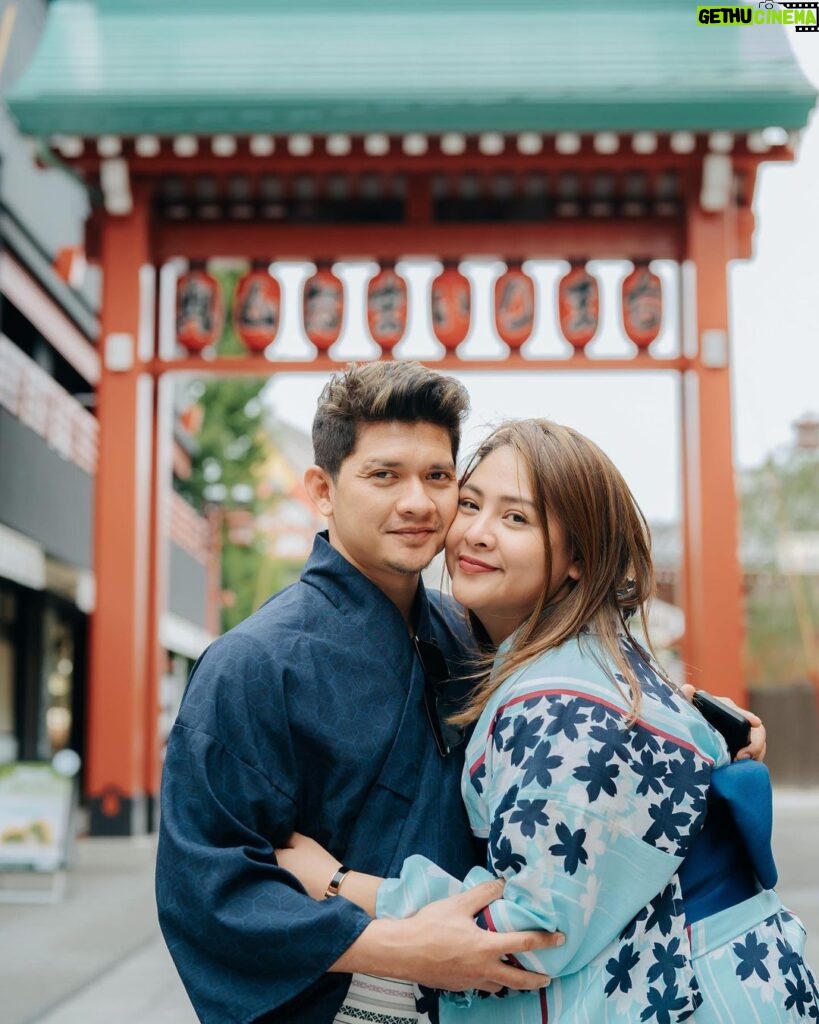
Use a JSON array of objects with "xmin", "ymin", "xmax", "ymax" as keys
[
  {"xmin": 458, "ymin": 498, "xmax": 478, "ymax": 510},
  {"xmin": 506, "ymin": 512, "xmax": 528, "ymax": 524}
]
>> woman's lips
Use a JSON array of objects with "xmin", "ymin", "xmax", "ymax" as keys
[{"xmin": 457, "ymin": 555, "xmax": 498, "ymax": 574}]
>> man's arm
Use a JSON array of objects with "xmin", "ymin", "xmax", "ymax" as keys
[
  {"xmin": 156, "ymin": 634, "xmax": 376, "ymax": 1024},
  {"xmin": 156, "ymin": 717, "xmax": 373, "ymax": 1024},
  {"xmin": 334, "ymin": 882, "xmax": 562, "ymax": 994},
  {"xmin": 276, "ymin": 835, "xmax": 563, "ymax": 993}
]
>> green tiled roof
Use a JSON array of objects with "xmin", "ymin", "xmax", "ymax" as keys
[{"xmin": 6, "ymin": 0, "xmax": 816, "ymax": 137}]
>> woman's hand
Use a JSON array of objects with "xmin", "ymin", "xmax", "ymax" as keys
[
  {"xmin": 276, "ymin": 832, "xmax": 340, "ymax": 900},
  {"xmin": 681, "ymin": 685, "xmax": 767, "ymax": 761}
]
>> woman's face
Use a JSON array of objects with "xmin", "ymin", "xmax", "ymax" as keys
[{"xmin": 445, "ymin": 445, "xmax": 580, "ymax": 645}]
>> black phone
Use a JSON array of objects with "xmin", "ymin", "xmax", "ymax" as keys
[{"xmin": 692, "ymin": 690, "xmax": 751, "ymax": 758}]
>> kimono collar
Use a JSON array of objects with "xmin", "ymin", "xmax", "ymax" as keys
[
  {"xmin": 490, "ymin": 631, "xmax": 516, "ymax": 672},
  {"xmin": 301, "ymin": 531, "xmax": 433, "ymax": 639}
]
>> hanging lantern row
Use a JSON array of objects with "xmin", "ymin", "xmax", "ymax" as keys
[{"xmin": 175, "ymin": 262, "xmax": 663, "ymax": 355}]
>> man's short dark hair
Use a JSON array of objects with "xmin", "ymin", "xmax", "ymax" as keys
[{"xmin": 313, "ymin": 361, "xmax": 470, "ymax": 478}]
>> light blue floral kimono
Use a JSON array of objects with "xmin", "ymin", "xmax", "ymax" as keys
[{"xmin": 377, "ymin": 635, "xmax": 817, "ymax": 1022}]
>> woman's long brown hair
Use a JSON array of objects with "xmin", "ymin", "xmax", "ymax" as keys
[{"xmin": 452, "ymin": 419, "xmax": 673, "ymax": 725}]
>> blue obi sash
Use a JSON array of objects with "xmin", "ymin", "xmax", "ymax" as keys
[{"xmin": 679, "ymin": 760, "xmax": 778, "ymax": 926}]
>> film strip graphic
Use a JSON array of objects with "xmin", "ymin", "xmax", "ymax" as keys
[{"xmin": 777, "ymin": 2, "xmax": 819, "ymax": 31}]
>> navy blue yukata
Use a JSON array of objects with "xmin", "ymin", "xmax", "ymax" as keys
[{"xmin": 156, "ymin": 532, "xmax": 479, "ymax": 1024}]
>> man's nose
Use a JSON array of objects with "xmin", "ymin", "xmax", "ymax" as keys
[{"xmin": 396, "ymin": 477, "xmax": 437, "ymax": 515}]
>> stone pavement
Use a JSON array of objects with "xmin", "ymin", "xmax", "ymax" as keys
[
  {"xmin": 2, "ymin": 792, "xmax": 818, "ymax": 1024},
  {"xmin": 0, "ymin": 835, "xmax": 195, "ymax": 1024}
]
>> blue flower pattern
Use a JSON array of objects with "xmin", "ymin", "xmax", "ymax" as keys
[
  {"xmin": 379, "ymin": 635, "xmax": 818, "ymax": 1022},
  {"xmin": 549, "ymin": 821, "xmax": 588, "ymax": 875},
  {"xmin": 734, "ymin": 931, "xmax": 771, "ymax": 982}
]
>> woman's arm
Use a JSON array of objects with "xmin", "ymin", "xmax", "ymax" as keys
[
  {"xmin": 275, "ymin": 832, "xmax": 382, "ymax": 916},
  {"xmin": 379, "ymin": 679, "xmax": 716, "ymax": 980}
]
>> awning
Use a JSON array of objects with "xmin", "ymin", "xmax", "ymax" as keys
[{"xmin": 6, "ymin": 0, "xmax": 816, "ymax": 137}]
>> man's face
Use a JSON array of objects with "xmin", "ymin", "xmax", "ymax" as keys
[{"xmin": 320, "ymin": 421, "xmax": 458, "ymax": 590}]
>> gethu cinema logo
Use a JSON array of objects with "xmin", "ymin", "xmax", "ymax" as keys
[{"xmin": 697, "ymin": 4, "xmax": 818, "ymax": 26}]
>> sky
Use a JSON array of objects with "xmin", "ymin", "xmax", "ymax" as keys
[{"xmin": 264, "ymin": 31, "xmax": 819, "ymax": 524}]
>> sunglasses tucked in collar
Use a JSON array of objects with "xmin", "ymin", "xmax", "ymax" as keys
[{"xmin": 412, "ymin": 636, "xmax": 467, "ymax": 757}]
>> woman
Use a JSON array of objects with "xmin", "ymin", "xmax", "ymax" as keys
[{"xmin": 279, "ymin": 419, "xmax": 816, "ymax": 1022}]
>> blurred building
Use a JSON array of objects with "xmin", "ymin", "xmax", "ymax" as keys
[
  {"xmin": 0, "ymin": 0, "xmax": 219, "ymax": 810},
  {"xmin": 257, "ymin": 420, "xmax": 324, "ymax": 563}
]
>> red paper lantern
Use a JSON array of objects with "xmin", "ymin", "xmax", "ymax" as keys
[
  {"xmin": 431, "ymin": 264, "xmax": 471, "ymax": 351},
  {"xmin": 494, "ymin": 264, "xmax": 535, "ymax": 349},
  {"xmin": 234, "ymin": 268, "xmax": 281, "ymax": 353},
  {"xmin": 558, "ymin": 264, "xmax": 599, "ymax": 352},
  {"xmin": 622, "ymin": 263, "xmax": 662, "ymax": 349},
  {"xmin": 303, "ymin": 266, "xmax": 344, "ymax": 351},
  {"xmin": 176, "ymin": 269, "xmax": 223, "ymax": 353},
  {"xmin": 367, "ymin": 264, "xmax": 408, "ymax": 351}
]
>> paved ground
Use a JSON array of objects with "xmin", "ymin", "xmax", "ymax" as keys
[{"xmin": 2, "ymin": 791, "xmax": 818, "ymax": 1024}]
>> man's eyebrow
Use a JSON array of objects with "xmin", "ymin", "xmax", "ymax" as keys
[
  {"xmin": 359, "ymin": 459, "xmax": 456, "ymax": 472},
  {"xmin": 460, "ymin": 482, "xmax": 536, "ymax": 507}
]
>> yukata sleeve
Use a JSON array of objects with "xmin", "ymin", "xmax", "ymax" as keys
[
  {"xmin": 156, "ymin": 633, "xmax": 372, "ymax": 1024},
  {"xmin": 379, "ymin": 682, "xmax": 709, "ymax": 981}
]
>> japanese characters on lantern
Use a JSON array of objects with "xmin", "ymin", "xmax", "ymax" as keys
[
  {"xmin": 303, "ymin": 265, "xmax": 344, "ymax": 351},
  {"xmin": 558, "ymin": 263, "xmax": 599, "ymax": 352},
  {"xmin": 176, "ymin": 269, "xmax": 223, "ymax": 353},
  {"xmin": 494, "ymin": 263, "xmax": 535, "ymax": 349},
  {"xmin": 234, "ymin": 268, "xmax": 281, "ymax": 353},
  {"xmin": 431, "ymin": 264, "xmax": 471, "ymax": 350},
  {"xmin": 622, "ymin": 263, "xmax": 663, "ymax": 349},
  {"xmin": 367, "ymin": 264, "xmax": 408, "ymax": 351}
]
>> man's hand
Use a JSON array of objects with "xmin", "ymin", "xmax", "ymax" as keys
[
  {"xmin": 333, "ymin": 879, "xmax": 564, "ymax": 993},
  {"xmin": 681, "ymin": 684, "xmax": 767, "ymax": 761}
]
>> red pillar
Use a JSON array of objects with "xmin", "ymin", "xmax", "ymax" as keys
[
  {"xmin": 145, "ymin": 283, "xmax": 172, "ymax": 832},
  {"xmin": 87, "ymin": 191, "xmax": 154, "ymax": 834},
  {"xmin": 680, "ymin": 206, "xmax": 746, "ymax": 705}
]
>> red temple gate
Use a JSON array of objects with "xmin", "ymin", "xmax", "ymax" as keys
[{"xmin": 7, "ymin": 0, "xmax": 815, "ymax": 833}]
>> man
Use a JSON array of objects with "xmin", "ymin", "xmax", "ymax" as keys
[{"xmin": 156, "ymin": 361, "xmax": 560, "ymax": 1023}]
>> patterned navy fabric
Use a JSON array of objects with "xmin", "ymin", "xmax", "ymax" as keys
[
  {"xmin": 377, "ymin": 635, "xmax": 818, "ymax": 1022},
  {"xmin": 156, "ymin": 533, "xmax": 478, "ymax": 1024}
]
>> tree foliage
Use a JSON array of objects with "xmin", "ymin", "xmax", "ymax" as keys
[
  {"xmin": 739, "ymin": 446, "xmax": 819, "ymax": 686},
  {"xmin": 174, "ymin": 268, "xmax": 281, "ymax": 632}
]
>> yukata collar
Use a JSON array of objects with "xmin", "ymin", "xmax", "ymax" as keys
[
  {"xmin": 491, "ymin": 630, "xmax": 519, "ymax": 672},
  {"xmin": 301, "ymin": 531, "xmax": 433, "ymax": 639},
  {"xmin": 490, "ymin": 623, "xmax": 609, "ymax": 672}
]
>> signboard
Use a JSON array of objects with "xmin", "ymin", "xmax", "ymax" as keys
[{"xmin": 0, "ymin": 762, "xmax": 73, "ymax": 873}]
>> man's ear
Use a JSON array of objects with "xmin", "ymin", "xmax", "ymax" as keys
[{"xmin": 304, "ymin": 465, "xmax": 334, "ymax": 517}]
